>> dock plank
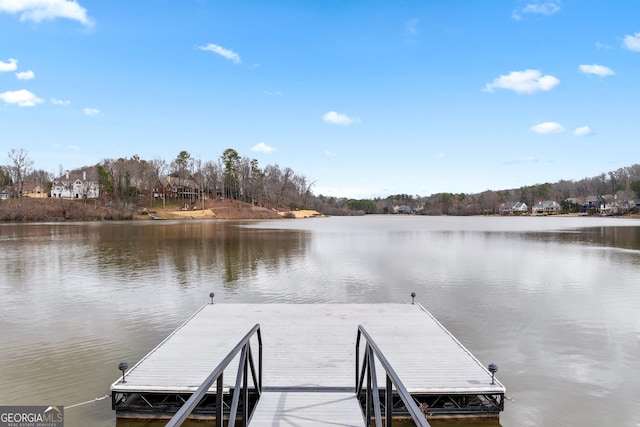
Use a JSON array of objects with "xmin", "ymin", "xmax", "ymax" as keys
[{"xmin": 250, "ymin": 391, "xmax": 364, "ymax": 427}]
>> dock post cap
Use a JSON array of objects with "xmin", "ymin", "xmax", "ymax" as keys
[
  {"xmin": 209, "ymin": 292, "xmax": 215, "ymax": 304},
  {"xmin": 118, "ymin": 361, "xmax": 128, "ymax": 383},
  {"xmin": 411, "ymin": 292, "xmax": 416, "ymax": 304},
  {"xmin": 488, "ymin": 363, "xmax": 498, "ymax": 384}
]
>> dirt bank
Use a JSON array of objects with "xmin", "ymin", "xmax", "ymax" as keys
[
  {"xmin": 277, "ymin": 209, "xmax": 325, "ymax": 218},
  {"xmin": 0, "ymin": 198, "xmax": 135, "ymax": 221},
  {"xmin": 146, "ymin": 201, "xmax": 323, "ymax": 220},
  {"xmin": 0, "ymin": 197, "xmax": 322, "ymax": 222}
]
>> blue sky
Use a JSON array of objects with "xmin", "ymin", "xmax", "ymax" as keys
[{"xmin": 1, "ymin": 0, "xmax": 639, "ymax": 198}]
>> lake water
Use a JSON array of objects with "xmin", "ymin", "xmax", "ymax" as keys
[{"xmin": 1, "ymin": 216, "xmax": 639, "ymax": 427}]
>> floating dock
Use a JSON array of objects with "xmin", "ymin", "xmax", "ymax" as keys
[{"xmin": 111, "ymin": 303, "xmax": 505, "ymax": 425}]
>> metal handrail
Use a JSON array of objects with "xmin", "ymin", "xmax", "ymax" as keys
[
  {"xmin": 166, "ymin": 323, "xmax": 262, "ymax": 427},
  {"xmin": 356, "ymin": 325, "xmax": 431, "ymax": 427}
]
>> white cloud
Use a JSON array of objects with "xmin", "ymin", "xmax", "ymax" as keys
[
  {"xmin": 322, "ymin": 111, "xmax": 359, "ymax": 125},
  {"xmin": 505, "ymin": 156, "xmax": 538, "ymax": 165},
  {"xmin": 83, "ymin": 107, "xmax": 99, "ymax": 116},
  {"xmin": 622, "ymin": 32, "xmax": 640, "ymax": 52},
  {"xmin": 0, "ymin": 89, "xmax": 44, "ymax": 106},
  {"xmin": 484, "ymin": 69, "xmax": 559, "ymax": 94},
  {"xmin": 513, "ymin": 1, "xmax": 560, "ymax": 20},
  {"xmin": 251, "ymin": 142, "xmax": 276, "ymax": 154},
  {"xmin": 0, "ymin": 0, "xmax": 93, "ymax": 26},
  {"xmin": 198, "ymin": 43, "xmax": 242, "ymax": 64},
  {"xmin": 68, "ymin": 144, "xmax": 80, "ymax": 150},
  {"xmin": 573, "ymin": 126, "xmax": 592, "ymax": 136},
  {"xmin": 324, "ymin": 150, "xmax": 337, "ymax": 157},
  {"xmin": 579, "ymin": 64, "xmax": 614, "ymax": 77},
  {"xmin": 405, "ymin": 18, "xmax": 419, "ymax": 35},
  {"xmin": 263, "ymin": 90, "xmax": 282, "ymax": 96},
  {"xmin": 51, "ymin": 98, "xmax": 70, "ymax": 105},
  {"xmin": 531, "ymin": 121, "xmax": 565, "ymax": 134},
  {"xmin": 519, "ymin": 156, "xmax": 537, "ymax": 162},
  {"xmin": 0, "ymin": 58, "xmax": 18, "ymax": 72},
  {"xmin": 522, "ymin": 2, "xmax": 561, "ymax": 15},
  {"xmin": 595, "ymin": 41, "xmax": 611, "ymax": 50},
  {"xmin": 16, "ymin": 70, "xmax": 35, "ymax": 80}
]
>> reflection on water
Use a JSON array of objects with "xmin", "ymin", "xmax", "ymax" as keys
[{"xmin": 1, "ymin": 216, "xmax": 640, "ymax": 427}]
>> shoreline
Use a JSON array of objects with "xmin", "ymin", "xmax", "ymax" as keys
[
  {"xmin": 2, "ymin": 197, "xmax": 639, "ymax": 222},
  {"xmin": 0, "ymin": 197, "xmax": 325, "ymax": 222}
]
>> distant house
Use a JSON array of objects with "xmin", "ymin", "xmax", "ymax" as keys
[
  {"xmin": 167, "ymin": 176, "xmax": 199, "ymax": 200},
  {"xmin": 586, "ymin": 197, "xmax": 600, "ymax": 210},
  {"xmin": 153, "ymin": 179, "xmax": 169, "ymax": 200},
  {"xmin": 600, "ymin": 195, "xmax": 634, "ymax": 216},
  {"xmin": 0, "ymin": 190, "xmax": 10, "ymax": 200},
  {"xmin": 393, "ymin": 205, "xmax": 413, "ymax": 214},
  {"xmin": 576, "ymin": 196, "xmax": 601, "ymax": 214},
  {"xmin": 51, "ymin": 169, "xmax": 100, "ymax": 199},
  {"xmin": 532, "ymin": 200, "xmax": 561, "ymax": 215},
  {"xmin": 22, "ymin": 181, "xmax": 50, "ymax": 198},
  {"xmin": 155, "ymin": 176, "xmax": 199, "ymax": 201},
  {"xmin": 499, "ymin": 201, "xmax": 528, "ymax": 215}
]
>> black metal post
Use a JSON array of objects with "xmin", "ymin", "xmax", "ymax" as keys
[
  {"xmin": 386, "ymin": 375, "xmax": 393, "ymax": 427},
  {"xmin": 355, "ymin": 330, "xmax": 361, "ymax": 390},
  {"xmin": 216, "ymin": 374, "xmax": 223, "ymax": 427},
  {"xmin": 242, "ymin": 346, "xmax": 249, "ymax": 427},
  {"xmin": 365, "ymin": 350, "xmax": 372, "ymax": 423},
  {"xmin": 369, "ymin": 346, "xmax": 383, "ymax": 426}
]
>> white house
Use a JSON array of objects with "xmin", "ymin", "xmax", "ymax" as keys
[
  {"xmin": 51, "ymin": 169, "xmax": 100, "ymax": 199},
  {"xmin": 532, "ymin": 200, "xmax": 561, "ymax": 215},
  {"xmin": 499, "ymin": 201, "xmax": 528, "ymax": 215}
]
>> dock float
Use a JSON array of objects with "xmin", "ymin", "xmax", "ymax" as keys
[{"xmin": 111, "ymin": 302, "xmax": 505, "ymax": 425}]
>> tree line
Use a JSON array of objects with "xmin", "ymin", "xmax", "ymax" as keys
[
  {"xmin": 93, "ymin": 149, "xmax": 321, "ymax": 212},
  {"xmin": 2, "ymin": 148, "xmax": 349, "ymax": 213},
  {"xmin": 342, "ymin": 165, "xmax": 640, "ymax": 216},
  {"xmin": 4, "ymin": 147, "xmax": 640, "ymax": 216}
]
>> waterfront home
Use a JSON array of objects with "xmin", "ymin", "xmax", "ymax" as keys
[
  {"xmin": 22, "ymin": 181, "xmax": 50, "ymax": 198},
  {"xmin": 532, "ymin": 200, "xmax": 561, "ymax": 215},
  {"xmin": 51, "ymin": 169, "xmax": 100, "ymax": 199},
  {"xmin": 600, "ymin": 196, "xmax": 634, "ymax": 216},
  {"xmin": 155, "ymin": 176, "xmax": 200, "ymax": 202},
  {"xmin": 393, "ymin": 205, "xmax": 413, "ymax": 214},
  {"xmin": 499, "ymin": 201, "xmax": 528, "ymax": 215}
]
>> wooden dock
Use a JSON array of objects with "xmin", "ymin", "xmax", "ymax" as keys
[{"xmin": 111, "ymin": 303, "xmax": 505, "ymax": 424}]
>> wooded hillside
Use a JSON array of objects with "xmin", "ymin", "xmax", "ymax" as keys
[{"xmin": 3, "ymin": 147, "xmax": 640, "ymax": 218}]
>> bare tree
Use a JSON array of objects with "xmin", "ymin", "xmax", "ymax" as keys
[
  {"xmin": 8, "ymin": 148, "xmax": 34, "ymax": 198},
  {"xmin": 279, "ymin": 167, "xmax": 294, "ymax": 208},
  {"xmin": 25, "ymin": 169, "xmax": 53, "ymax": 183},
  {"xmin": 264, "ymin": 164, "xmax": 282, "ymax": 207},
  {"xmin": 237, "ymin": 156, "xmax": 251, "ymax": 203},
  {"xmin": 202, "ymin": 160, "xmax": 221, "ymax": 201},
  {"xmin": 147, "ymin": 157, "xmax": 167, "ymax": 207}
]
